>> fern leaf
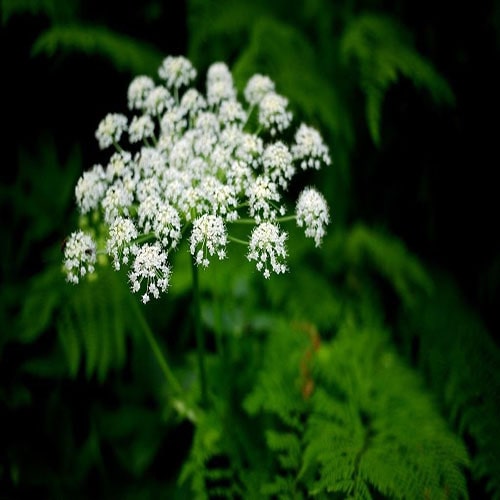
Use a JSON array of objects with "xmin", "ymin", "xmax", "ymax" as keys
[
  {"xmin": 302, "ymin": 324, "xmax": 470, "ymax": 499},
  {"xmin": 400, "ymin": 274, "xmax": 500, "ymax": 498},
  {"xmin": 340, "ymin": 12, "xmax": 455, "ymax": 145},
  {"xmin": 344, "ymin": 223, "xmax": 434, "ymax": 306},
  {"xmin": 31, "ymin": 25, "xmax": 163, "ymax": 75},
  {"xmin": 57, "ymin": 307, "xmax": 81, "ymax": 377}
]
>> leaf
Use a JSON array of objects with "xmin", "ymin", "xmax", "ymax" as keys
[
  {"xmin": 32, "ymin": 24, "xmax": 164, "ymax": 76},
  {"xmin": 340, "ymin": 12, "xmax": 455, "ymax": 145}
]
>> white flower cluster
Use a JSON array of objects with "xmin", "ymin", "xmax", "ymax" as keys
[{"xmin": 63, "ymin": 55, "xmax": 332, "ymax": 302}]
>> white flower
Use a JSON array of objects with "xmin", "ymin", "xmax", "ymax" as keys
[
  {"xmin": 292, "ymin": 123, "xmax": 331, "ymax": 169},
  {"xmin": 128, "ymin": 75, "xmax": 155, "ymax": 110},
  {"xmin": 105, "ymin": 151, "xmax": 133, "ymax": 182},
  {"xmin": 206, "ymin": 62, "xmax": 236, "ymax": 106},
  {"xmin": 106, "ymin": 216, "xmax": 139, "ymax": 270},
  {"xmin": 244, "ymin": 74, "xmax": 275, "ymax": 106},
  {"xmin": 153, "ymin": 203, "xmax": 182, "ymax": 248},
  {"xmin": 144, "ymin": 86, "xmax": 174, "ymax": 117},
  {"xmin": 95, "ymin": 113, "xmax": 128, "ymax": 149},
  {"xmin": 129, "ymin": 115, "xmax": 155, "ymax": 143},
  {"xmin": 262, "ymin": 142, "xmax": 295, "ymax": 189},
  {"xmin": 218, "ymin": 100, "xmax": 247, "ymax": 124},
  {"xmin": 129, "ymin": 243, "xmax": 171, "ymax": 303},
  {"xmin": 179, "ymin": 88, "xmax": 207, "ymax": 119},
  {"xmin": 158, "ymin": 55, "xmax": 197, "ymax": 90},
  {"xmin": 102, "ymin": 180, "xmax": 134, "ymax": 224},
  {"xmin": 246, "ymin": 175, "xmax": 282, "ymax": 222},
  {"xmin": 75, "ymin": 164, "xmax": 107, "ymax": 214},
  {"xmin": 296, "ymin": 187, "xmax": 330, "ymax": 247},
  {"xmin": 247, "ymin": 222, "xmax": 288, "ymax": 279},
  {"xmin": 64, "ymin": 53, "xmax": 333, "ymax": 300},
  {"xmin": 63, "ymin": 230, "xmax": 97, "ymax": 284},
  {"xmin": 190, "ymin": 214, "xmax": 227, "ymax": 267},
  {"xmin": 258, "ymin": 92, "xmax": 292, "ymax": 136}
]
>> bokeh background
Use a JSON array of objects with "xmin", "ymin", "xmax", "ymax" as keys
[{"xmin": 1, "ymin": 0, "xmax": 499, "ymax": 498}]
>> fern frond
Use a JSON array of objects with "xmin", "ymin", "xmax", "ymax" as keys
[
  {"xmin": 1, "ymin": 0, "xmax": 77, "ymax": 25},
  {"xmin": 243, "ymin": 319, "xmax": 310, "ymax": 430},
  {"xmin": 340, "ymin": 12, "xmax": 455, "ymax": 145},
  {"xmin": 302, "ymin": 324, "xmax": 470, "ymax": 499},
  {"xmin": 343, "ymin": 223, "xmax": 434, "ymax": 306},
  {"xmin": 400, "ymin": 274, "xmax": 500, "ymax": 498},
  {"xmin": 56, "ymin": 267, "xmax": 131, "ymax": 382},
  {"xmin": 32, "ymin": 25, "xmax": 163, "ymax": 75}
]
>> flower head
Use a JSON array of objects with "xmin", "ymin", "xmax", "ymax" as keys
[
  {"xmin": 95, "ymin": 113, "xmax": 128, "ymax": 150},
  {"xmin": 247, "ymin": 222, "xmax": 288, "ymax": 279},
  {"xmin": 129, "ymin": 243, "xmax": 171, "ymax": 304},
  {"xmin": 63, "ymin": 230, "xmax": 97, "ymax": 284},
  {"xmin": 190, "ymin": 214, "xmax": 228, "ymax": 267},
  {"xmin": 296, "ymin": 187, "xmax": 330, "ymax": 247},
  {"xmin": 63, "ymin": 53, "xmax": 332, "ymax": 301}
]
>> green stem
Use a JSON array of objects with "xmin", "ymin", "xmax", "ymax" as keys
[
  {"xmin": 130, "ymin": 296, "xmax": 182, "ymax": 395},
  {"xmin": 191, "ymin": 255, "xmax": 208, "ymax": 407}
]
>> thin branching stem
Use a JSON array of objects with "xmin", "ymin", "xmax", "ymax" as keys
[{"xmin": 191, "ymin": 254, "xmax": 208, "ymax": 407}]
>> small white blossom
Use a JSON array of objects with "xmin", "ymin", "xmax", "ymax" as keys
[
  {"xmin": 129, "ymin": 114, "xmax": 155, "ymax": 143},
  {"xmin": 246, "ymin": 176, "xmax": 282, "ymax": 222},
  {"xmin": 102, "ymin": 180, "xmax": 134, "ymax": 224},
  {"xmin": 95, "ymin": 113, "xmax": 128, "ymax": 150},
  {"xmin": 129, "ymin": 243, "xmax": 171, "ymax": 303},
  {"xmin": 180, "ymin": 88, "xmax": 207, "ymax": 120},
  {"xmin": 206, "ymin": 62, "xmax": 236, "ymax": 106},
  {"xmin": 144, "ymin": 86, "xmax": 174, "ymax": 117},
  {"xmin": 258, "ymin": 93, "xmax": 292, "ymax": 136},
  {"xmin": 75, "ymin": 164, "xmax": 107, "ymax": 214},
  {"xmin": 296, "ymin": 187, "xmax": 330, "ymax": 247},
  {"xmin": 247, "ymin": 222, "xmax": 288, "ymax": 279},
  {"xmin": 262, "ymin": 142, "xmax": 295, "ymax": 189},
  {"xmin": 218, "ymin": 100, "xmax": 247, "ymax": 124},
  {"xmin": 158, "ymin": 55, "xmax": 197, "ymax": 90},
  {"xmin": 153, "ymin": 203, "xmax": 182, "ymax": 248},
  {"xmin": 63, "ymin": 230, "xmax": 97, "ymax": 284},
  {"xmin": 292, "ymin": 123, "xmax": 331, "ymax": 169},
  {"xmin": 105, "ymin": 151, "xmax": 133, "ymax": 182},
  {"xmin": 190, "ymin": 214, "xmax": 228, "ymax": 267},
  {"xmin": 244, "ymin": 74, "xmax": 275, "ymax": 106},
  {"xmin": 106, "ymin": 216, "xmax": 139, "ymax": 270},
  {"xmin": 128, "ymin": 75, "xmax": 155, "ymax": 110}
]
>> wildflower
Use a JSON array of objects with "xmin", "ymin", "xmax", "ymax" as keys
[
  {"xmin": 190, "ymin": 214, "xmax": 228, "ymax": 267},
  {"xmin": 95, "ymin": 113, "xmax": 128, "ymax": 150},
  {"xmin": 244, "ymin": 74, "xmax": 275, "ymax": 106},
  {"xmin": 129, "ymin": 242, "xmax": 171, "ymax": 304},
  {"xmin": 63, "ymin": 53, "xmax": 332, "ymax": 302},
  {"xmin": 75, "ymin": 164, "xmax": 107, "ymax": 214},
  {"xmin": 247, "ymin": 222, "xmax": 288, "ymax": 279},
  {"xmin": 296, "ymin": 187, "xmax": 330, "ymax": 247},
  {"xmin": 127, "ymin": 75, "xmax": 155, "ymax": 110},
  {"xmin": 63, "ymin": 230, "xmax": 97, "ymax": 284},
  {"xmin": 258, "ymin": 92, "xmax": 292, "ymax": 136},
  {"xmin": 292, "ymin": 123, "xmax": 331, "ymax": 170},
  {"xmin": 129, "ymin": 115, "xmax": 155, "ymax": 143},
  {"xmin": 106, "ymin": 216, "xmax": 139, "ymax": 270},
  {"xmin": 158, "ymin": 55, "xmax": 197, "ymax": 90}
]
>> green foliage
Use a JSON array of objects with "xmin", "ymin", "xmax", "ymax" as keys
[
  {"xmin": 399, "ymin": 274, "xmax": 500, "ymax": 499},
  {"xmin": 340, "ymin": 12, "xmax": 455, "ymax": 145},
  {"xmin": 342, "ymin": 223, "xmax": 434, "ymax": 306},
  {"xmin": 1, "ymin": 0, "xmax": 77, "ymax": 25},
  {"xmin": 32, "ymin": 25, "xmax": 163, "ymax": 76},
  {"xmin": 3, "ymin": 1, "xmax": 497, "ymax": 498}
]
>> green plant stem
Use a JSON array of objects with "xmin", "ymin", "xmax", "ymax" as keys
[
  {"xmin": 191, "ymin": 255, "xmax": 208, "ymax": 407},
  {"xmin": 130, "ymin": 296, "xmax": 182, "ymax": 395}
]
